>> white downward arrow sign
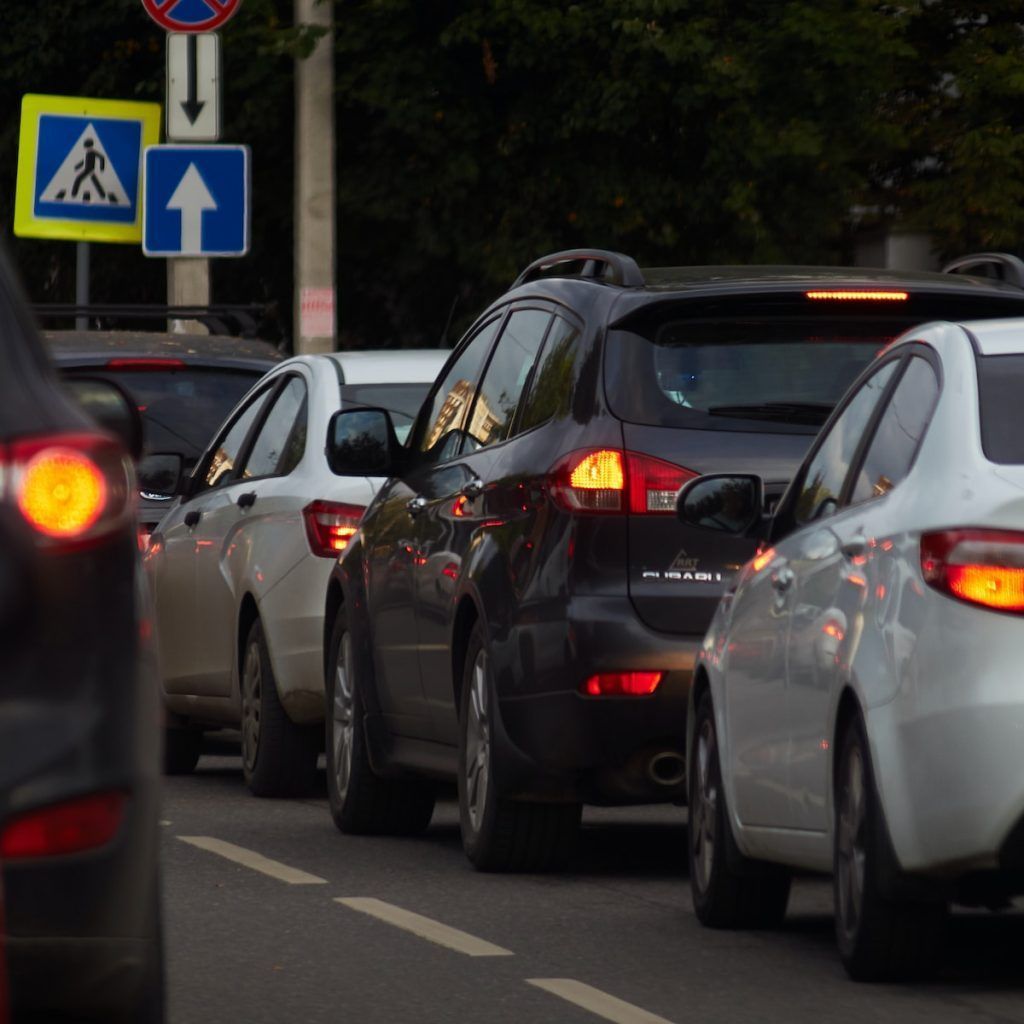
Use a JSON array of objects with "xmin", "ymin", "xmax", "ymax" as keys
[{"xmin": 167, "ymin": 163, "xmax": 217, "ymax": 253}]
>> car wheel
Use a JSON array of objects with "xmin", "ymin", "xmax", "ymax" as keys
[
  {"xmin": 834, "ymin": 712, "xmax": 946, "ymax": 981},
  {"xmin": 241, "ymin": 618, "xmax": 320, "ymax": 798},
  {"xmin": 457, "ymin": 621, "xmax": 581, "ymax": 872},
  {"xmin": 325, "ymin": 604, "xmax": 435, "ymax": 835},
  {"xmin": 689, "ymin": 687, "xmax": 790, "ymax": 928},
  {"xmin": 163, "ymin": 727, "xmax": 201, "ymax": 775}
]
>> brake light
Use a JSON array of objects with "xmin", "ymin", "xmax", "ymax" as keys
[
  {"xmin": 921, "ymin": 529, "xmax": 1024, "ymax": 612},
  {"xmin": 805, "ymin": 290, "xmax": 908, "ymax": 301},
  {"xmin": 303, "ymin": 500, "xmax": 365, "ymax": 557},
  {"xmin": 582, "ymin": 671, "xmax": 663, "ymax": 696},
  {"xmin": 105, "ymin": 358, "xmax": 187, "ymax": 370},
  {"xmin": 0, "ymin": 791, "xmax": 126, "ymax": 859},
  {"xmin": 551, "ymin": 449, "xmax": 696, "ymax": 515},
  {"xmin": 0, "ymin": 433, "xmax": 131, "ymax": 548}
]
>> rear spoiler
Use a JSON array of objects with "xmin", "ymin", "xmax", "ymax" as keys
[{"xmin": 941, "ymin": 252, "xmax": 1024, "ymax": 290}]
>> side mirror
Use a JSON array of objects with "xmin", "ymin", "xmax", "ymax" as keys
[
  {"xmin": 327, "ymin": 407, "xmax": 400, "ymax": 477},
  {"xmin": 138, "ymin": 453, "xmax": 184, "ymax": 500},
  {"xmin": 64, "ymin": 376, "xmax": 144, "ymax": 460},
  {"xmin": 677, "ymin": 474, "xmax": 765, "ymax": 535}
]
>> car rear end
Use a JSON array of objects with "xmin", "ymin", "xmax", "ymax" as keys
[{"xmin": 1, "ymin": 270, "xmax": 161, "ymax": 1018}]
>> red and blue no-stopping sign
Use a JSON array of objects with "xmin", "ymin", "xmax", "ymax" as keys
[{"xmin": 141, "ymin": 0, "xmax": 241, "ymax": 32}]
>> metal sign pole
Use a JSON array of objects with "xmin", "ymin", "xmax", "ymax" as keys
[{"xmin": 75, "ymin": 241, "xmax": 90, "ymax": 330}]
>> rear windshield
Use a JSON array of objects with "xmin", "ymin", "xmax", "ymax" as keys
[
  {"xmin": 977, "ymin": 352, "xmax": 1024, "ymax": 463},
  {"xmin": 339, "ymin": 382, "xmax": 430, "ymax": 443}
]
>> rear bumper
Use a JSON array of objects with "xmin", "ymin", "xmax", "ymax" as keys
[{"xmin": 492, "ymin": 596, "xmax": 700, "ymax": 802}]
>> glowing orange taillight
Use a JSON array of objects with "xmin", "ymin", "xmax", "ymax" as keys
[
  {"xmin": 17, "ymin": 448, "xmax": 107, "ymax": 538},
  {"xmin": 805, "ymin": 290, "xmax": 908, "ymax": 302},
  {"xmin": 921, "ymin": 529, "xmax": 1024, "ymax": 613},
  {"xmin": 551, "ymin": 449, "xmax": 697, "ymax": 515},
  {"xmin": 570, "ymin": 449, "xmax": 625, "ymax": 491},
  {"xmin": 303, "ymin": 500, "xmax": 365, "ymax": 558}
]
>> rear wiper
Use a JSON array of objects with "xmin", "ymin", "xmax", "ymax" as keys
[{"xmin": 706, "ymin": 402, "xmax": 834, "ymax": 425}]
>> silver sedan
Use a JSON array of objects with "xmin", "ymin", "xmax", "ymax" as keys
[{"xmin": 678, "ymin": 316, "xmax": 1024, "ymax": 981}]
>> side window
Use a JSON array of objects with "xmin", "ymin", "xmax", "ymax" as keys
[
  {"xmin": 516, "ymin": 315, "xmax": 581, "ymax": 434},
  {"xmin": 794, "ymin": 360, "xmax": 898, "ymax": 525},
  {"xmin": 850, "ymin": 356, "xmax": 938, "ymax": 505},
  {"xmin": 464, "ymin": 308, "xmax": 553, "ymax": 450},
  {"xmin": 418, "ymin": 317, "xmax": 502, "ymax": 464},
  {"xmin": 198, "ymin": 387, "xmax": 273, "ymax": 493},
  {"xmin": 242, "ymin": 377, "xmax": 308, "ymax": 479}
]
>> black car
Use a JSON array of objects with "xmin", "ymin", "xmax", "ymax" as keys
[
  {"xmin": 321, "ymin": 248, "xmax": 1024, "ymax": 872},
  {"xmin": 0, "ymin": 249, "xmax": 163, "ymax": 1019},
  {"xmin": 46, "ymin": 329, "xmax": 282, "ymax": 538}
]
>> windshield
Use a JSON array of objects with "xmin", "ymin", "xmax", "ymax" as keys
[{"xmin": 339, "ymin": 382, "xmax": 430, "ymax": 443}]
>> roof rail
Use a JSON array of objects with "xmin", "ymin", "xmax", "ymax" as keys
[
  {"xmin": 32, "ymin": 303, "xmax": 285, "ymax": 343},
  {"xmin": 941, "ymin": 252, "xmax": 1024, "ymax": 290},
  {"xmin": 512, "ymin": 249, "xmax": 645, "ymax": 289}
]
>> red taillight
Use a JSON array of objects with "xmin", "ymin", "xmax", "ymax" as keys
[
  {"xmin": 805, "ymin": 290, "xmax": 908, "ymax": 302},
  {"xmin": 303, "ymin": 500, "xmax": 365, "ymax": 557},
  {"xmin": 582, "ymin": 671, "xmax": 664, "ymax": 696},
  {"xmin": 921, "ymin": 529, "xmax": 1024, "ymax": 613},
  {"xmin": 550, "ymin": 449, "xmax": 696, "ymax": 515},
  {"xmin": 105, "ymin": 358, "xmax": 187, "ymax": 371},
  {"xmin": 0, "ymin": 791, "xmax": 126, "ymax": 860},
  {"xmin": 0, "ymin": 433, "xmax": 131, "ymax": 548}
]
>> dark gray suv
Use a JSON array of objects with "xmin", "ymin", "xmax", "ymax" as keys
[{"xmin": 322, "ymin": 249, "xmax": 1024, "ymax": 872}]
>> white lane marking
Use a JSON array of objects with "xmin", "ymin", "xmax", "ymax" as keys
[
  {"xmin": 527, "ymin": 979, "xmax": 678, "ymax": 1024},
  {"xmin": 335, "ymin": 897, "xmax": 513, "ymax": 957},
  {"xmin": 178, "ymin": 836, "xmax": 328, "ymax": 885}
]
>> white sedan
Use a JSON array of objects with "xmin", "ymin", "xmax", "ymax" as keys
[
  {"xmin": 144, "ymin": 349, "xmax": 447, "ymax": 796},
  {"xmin": 679, "ymin": 317, "xmax": 1024, "ymax": 980}
]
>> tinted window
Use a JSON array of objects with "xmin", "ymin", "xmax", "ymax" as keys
[
  {"xmin": 977, "ymin": 353, "xmax": 1024, "ymax": 464},
  {"xmin": 465, "ymin": 309, "xmax": 552, "ymax": 450},
  {"xmin": 850, "ymin": 357, "xmax": 938, "ymax": 504},
  {"xmin": 200, "ymin": 388, "xmax": 273, "ymax": 491},
  {"xmin": 243, "ymin": 377, "xmax": 307, "ymax": 479},
  {"xmin": 794, "ymin": 361, "xmax": 897, "ymax": 524},
  {"xmin": 517, "ymin": 316, "xmax": 580, "ymax": 433},
  {"xmin": 417, "ymin": 318, "xmax": 501, "ymax": 464}
]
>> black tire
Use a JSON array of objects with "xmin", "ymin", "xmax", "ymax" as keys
[
  {"xmin": 163, "ymin": 726, "xmax": 201, "ymax": 775},
  {"xmin": 689, "ymin": 687, "xmax": 791, "ymax": 928},
  {"xmin": 457, "ymin": 621, "xmax": 581, "ymax": 872},
  {"xmin": 240, "ymin": 618, "xmax": 320, "ymax": 798},
  {"xmin": 325, "ymin": 604, "xmax": 435, "ymax": 835},
  {"xmin": 834, "ymin": 712, "xmax": 946, "ymax": 981}
]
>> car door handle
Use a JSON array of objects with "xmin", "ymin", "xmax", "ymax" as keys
[
  {"xmin": 184, "ymin": 509, "xmax": 202, "ymax": 528},
  {"xmin": 841, "ymin": 538, "xmax": 867, "ymax": 561},
  {"xmin": 461, "ymin": 478, "xmax": 485, "ymax": 500},
  {"xmin": 407, "ymin": 495, "xmax": 428, "ymax": 517},
  {"xmin": 771, "ymin": 566, "xmax": 795, "ymax": 593},
  {"xmin": 236, "ymin": 491, "xmax": 257, "ymax": 510}
]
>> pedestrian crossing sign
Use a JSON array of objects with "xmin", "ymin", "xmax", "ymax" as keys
[{"xmin": 14, "ymin": 94, "xmax": 162, "ymax": 244}]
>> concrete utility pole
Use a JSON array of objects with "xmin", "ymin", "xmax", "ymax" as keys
[
  {"xmin": 294, "ymin": 0, "xmax": 336, "ymax": 354},
  {"xmin": 167, "ymin": 258, "xmax": 211, "ymax": 334}
]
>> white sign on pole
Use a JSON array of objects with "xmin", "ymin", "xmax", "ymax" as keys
[{"xmin": 166, "ymin": 33, "xmax": 220, "ymax": 142}]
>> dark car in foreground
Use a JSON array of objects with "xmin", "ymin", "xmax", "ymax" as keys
[
  {"xmin": 0, "ymin": 249, "xmax": 162, "ymax": 1020},
  {"xmin": 46, "ymin": 329, "xmax": 282, "ymax": 540},
  {"xmin": 321, "ymin": 248, "xmax": 1024, "ymax": 872}
]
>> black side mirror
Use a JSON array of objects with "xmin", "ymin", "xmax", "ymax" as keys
[
  {"xmin": 677, "ymin": 474, "xmax": 765, "ymax": 535},
  {"xmin": 138, "ymin": 453, "xmax": 184, "ymax": 500},
  {"xmin": 327, "ymin": 407, "xmax": 401, "ymax": 477},
  {"xmin": 64, "ymin": 376, "xmax": 144, "ymax": 461}
]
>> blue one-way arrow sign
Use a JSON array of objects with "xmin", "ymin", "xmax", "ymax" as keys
[{"xmin": 143, "ymin": 144, "xmax": 249, "ymax": 256}]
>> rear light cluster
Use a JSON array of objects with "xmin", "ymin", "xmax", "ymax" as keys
[
  {"xmin": 0, "ymin": 433, "xmax": 132, "ymax": 548},
  {"xmin": 922, "ymin": 529, "xmax": 1024, "ymax": 613},
  {"xmin": 0, "ymin": 791, "xmax": 126, "ymax": 859},
  {"xmin": 551, "ymin": 449, "xmax": 697, "ymax": 515},
  {"xmin": 582, "ymin": 671, "xmax": 663, "ymax": 696},
  {"xmin": 303, "ymin": 500, "xmax": 365, "ymax": 557}
]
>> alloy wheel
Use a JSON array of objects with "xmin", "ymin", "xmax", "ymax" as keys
[
  {"xmin": 464, "ymin": 649, "xmax": 491, "ymax": 834},
  {"xmin": 241, "ymin": 640, "xmax": 262, "ymax": 773},
  {"xmin": 836, "ymin": 743, "xmax": 867, "ymax": 942},
  {"xmin": 692, "ymin": 717, "xmax": 718, "ymax": 893},
  {"xmin": 332, "ymin": 630, "xmax": 355, "ymax": 800}
]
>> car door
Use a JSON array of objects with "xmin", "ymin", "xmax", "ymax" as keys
[
  {"xmin": 413, "ymin": 306, "xmax": 555, "ymax": 744},
  {"xmin": 152, "ymin": 382, "xmax": 275, "ymax": 694},
  {"xmin": 785, "ymin": 352, "xmax": 939, "ymax": 831},
  {"xmin": 190, "ymin": 374, "xmax": 310, "ymax": 693},
  {"xmin": 723, "ymin": 358, "xmax": 899, "ymax": 828},
  {"xmin": 365, "ymin": 316, "xmax": 502, "ymax": 738}
]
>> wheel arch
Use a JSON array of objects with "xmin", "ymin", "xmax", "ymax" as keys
[
  {"xmin": 324, "ymin": 576, "xmax": 344, "ymax": 683},
  {"xmin": 236, "ymin": 592, "xmax": 261, "ymax": 698},
  {"xmin": 450, "ymin": 594, "xmax": 482, "ymax": 722}
]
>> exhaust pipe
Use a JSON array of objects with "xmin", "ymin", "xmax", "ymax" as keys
[{"xmin": 647, "ymin": 751, "xmax": 686, "ymax": 787}]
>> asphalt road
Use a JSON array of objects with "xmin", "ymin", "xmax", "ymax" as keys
[{"xmin": 163, "ymin": 754, "xmax": 1024, "ymax": 1024}]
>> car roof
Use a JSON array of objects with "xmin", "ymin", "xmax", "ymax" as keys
[
  {"xmin": 325, "ymin": 348, "xmax": 449, "ymax": 384},
  {"xmin": 43, "ymin": 330, "xmax": 283, "ymax": 372}
]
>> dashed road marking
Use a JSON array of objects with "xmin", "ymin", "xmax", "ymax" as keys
[
  {"xmin": 178, "ymin": 836, "xmax": 328, "ymax": 885},
  {"xmin": 527, "ymin": 979, "xmax": 678, "ymax": 1024},
  {"xmin": 335, "ymin": 897, "xmax": 513, "ymax": 957}
]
